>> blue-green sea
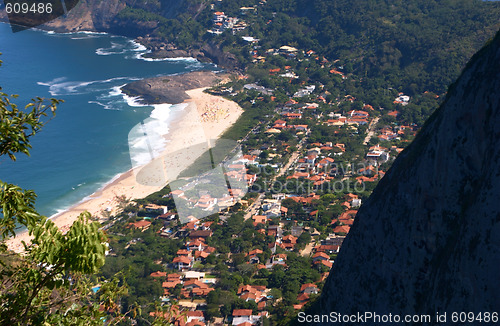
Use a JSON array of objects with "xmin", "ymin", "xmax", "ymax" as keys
[{"xmin": 0, "ymin": 22, "xmax": 215, "ymax": 217}]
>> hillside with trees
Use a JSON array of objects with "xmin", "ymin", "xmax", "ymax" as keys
[{"xmin": 43, "ymin": 0, "xmax": 500, "ymax": 94}]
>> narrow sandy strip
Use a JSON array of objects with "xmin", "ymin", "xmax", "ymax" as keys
[{"xmin": 6, "ymin": 87, "xmax": 242, "ymax": 253}]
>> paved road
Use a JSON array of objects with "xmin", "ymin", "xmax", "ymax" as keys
[
  {"xmin": 275, "ymin": 140, "xmax": 305, "ymax": 179},
  {"xmin": 243, "ymin": 193, "xmax": 264, "ymax": 220},
  {"xmin": 363, "ymin": 117, "xmax": 380, "ymax": 145},
  {"xmin": 300, "ymin": 241, "xmax": 315, "ymax": 257},
  {"xmin": 243, "ymin": 136, "xmax": 305, "ymax": 220}
]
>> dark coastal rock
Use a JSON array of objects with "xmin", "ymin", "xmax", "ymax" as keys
[
  {"xmin": 40, "ymin": 0, "xmax": 125, "ymax": 33},
  {"xmin": 39, "ymin": 0, "xmax": 240, "ymax": 70},
  {"xmin": 121, "ymin": 71, "xmax": 228, "ymax": 105},
  {"xmin": 142, "ymin": 49, "xmax": 190, "ymax": 59},
  {"xmin": 136, "ymin": 37, "xmax": 239, "ymax": 70},
  {"xmin": 306, "ymin": 31, "xmax": 500, "ymax": 324},
  {"xmin": 201, "ymin": 42, "xmax": 240, "ymax": 71}
]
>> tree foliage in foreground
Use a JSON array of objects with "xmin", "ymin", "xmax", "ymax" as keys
[{"xmin": 0, "ymin": 56, "xmax": 130, "ymax": 325}]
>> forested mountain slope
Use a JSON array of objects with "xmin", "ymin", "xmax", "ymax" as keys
[{"xmin": 40, "ymin": 0, "xmax": 500, "ymax": 95}]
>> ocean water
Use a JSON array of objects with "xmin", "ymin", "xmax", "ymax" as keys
[{"xmin": 0, "ymin": 23, "xmax": 215, "ymax": 217}]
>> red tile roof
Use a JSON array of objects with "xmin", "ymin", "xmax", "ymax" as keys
[
  {"xmin": 316, "ymin": 260, "xmax": 333, "ymax": 268},
  {"xmin": 333, "ymin": 225, "xmax": 351, "ymax": 234},
  {"xmin": 297, "ymin": 293, "xmax": 310, "ymax": 302},
  {"xmin": 173, "ymin": 256, "xmax": 192, "ymax": 264},
  {"xmin": 128, "ymin": 220, "xmax": 151, "ymax": 229},
  {"xmin": 167, "ymin": 274, "xmax": 181, "ymax": 281},
  {"xmin": 192, "ymin": 287, "xmax": 214, "ymax": 296},
  {"xmin": 150, "ymin": 271, "xmax": 167, "ymax": 278},
  {"xmin": 300, "ymin": 283, "xmax": 318, "ymax": 292},
  {"xmin": 162, "ymin": 280, "xmax": 181, "ymax": 288},
  {"xmin": 313, "ymin": 252, "xmax": 330, "ymax": 260},
  {"xmin": 233, "ymin": 309, "xmax": 253, "ymax": 317}
]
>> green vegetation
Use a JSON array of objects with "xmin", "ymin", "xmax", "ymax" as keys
[
  {"xmin": 0, "ymin": 56, "xmax": 189, "ymax": 325},
  {"xmin": 4, "ymin": 0, "xmax": 498, "ymax": 323},
  {"xmin": 0, "ymin": 57, "xmax": 124, "ymax": 325},
  {"xmin": 114, "ymin": 0, "xmax": 500, "ymax": 95},
  {"xmin": 115, "ymin": 0, "xmax": 212, "ymax": 48}
]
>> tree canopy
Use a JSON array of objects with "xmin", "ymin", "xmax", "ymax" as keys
[{"xmin": 0, "ymin": 56, "xmax": 126, "ymax": 325}]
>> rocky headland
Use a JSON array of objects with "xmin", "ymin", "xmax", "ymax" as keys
[{"xmin": 121, "ymin": 70, "xmax": 230, "ymax": 105}]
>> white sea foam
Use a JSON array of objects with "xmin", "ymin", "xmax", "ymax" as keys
[
  {"xmin": 124, "ymin": 39, "xmax": 201, "ymax": 65},
  {"xmin": 96, "ymin": 39, "xmax": 148, "ymax": 56},
  {"xmin": 96, "ymin": 41, "xmax": 128, "ymax": 55},
  {"xmin": 109, "ymin": 85, "xmax": 126, "ymax": 97},
  {"xmin": 131, "ymin": 50, "xmax": 150, "ymax": 60},
  {"xmin": 70, "ymin": 31, "xmax": 109, "ymax": 40},
  {"xmin": 186, "ymin": 61, "xmax": 204, "ymax": 69},
  {"xmin": 37, "ymin": 29, "xmax": 108, "ymax": 38},
  {"xmin": 137, "ymin": 55, "xmax": 200, "ymax": 63},
  {"xmin": 96, "ymin": 48, "xmax": 117, "ymax": 55},
  {"xmin": 37, "ymin": 79, "xmax": 95, "ymax": 96},
  {"xmin": 49, "ymin": 208, "xmax": 69, "ymax": 219},
  {"xmin": 136, "ymin": 55, "xmax": 167, "ymax": 62},
  {"xmin": 38, "ymin": 77, "xmax": 139, "ymax": 96},
  {"xmin": 71, "ymin": 182, "xmax": 86, "ymax": 190},
  {"xmin": 127, "ymin": 103, "xmax": 188, "ymax": 167},
  {"xmin": 101, "ymin": 77, "xmax": 141, "ymax": 83},
  {"xmin": 129, "ymin": 39, "xmax": 147, "ymax": 52},
  {"xmin": 78, "ymin": 31, "xmax": 108, "ymax": 35},
  {"xmin": 88, "ymin": 100, "xmax": 122, "ymax": 110},
  {"xmin": 122, "ymin": 93, "xmax": 149, "ymax": 107}
]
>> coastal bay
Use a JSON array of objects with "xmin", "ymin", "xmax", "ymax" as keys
[
  {"xmin": 7, "ymin": 72, "xmax": 243, "ymax": 253},
  {"xmin": 1, "ymin": 24, "xmax": 242, "ymax": 252}
]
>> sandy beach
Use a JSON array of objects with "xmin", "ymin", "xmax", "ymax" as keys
[{"xmin": 6, "ymin": 86, "xmax": 242, "ymax": 253}]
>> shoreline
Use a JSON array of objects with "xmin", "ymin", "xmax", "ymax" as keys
[
  {"xmin": 120, "ymin": 70, "xmax": 230, "ymax": 105},
  {"xmin": 6, "ymin": 83, "xmax": 242, "ymax": 253}
]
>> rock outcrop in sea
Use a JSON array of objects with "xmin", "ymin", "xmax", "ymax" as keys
[
  {"xmin": 34, "ymin": 0, "xmax": 240, "ymax": 70},
  {"xmin": 307, "ymin": 31, "xmax": 500, "ymax": 325}
]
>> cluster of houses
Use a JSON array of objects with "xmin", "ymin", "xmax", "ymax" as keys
[
  {"xmin": 165, "ymin": 159, "xmax": 257, "ymax": 216},
  {"xmin": 238, "ymin": 242, "xmax": 327, "ymax": 312},
  {"xmin": 141, "ymin": 202, "xmax": 336, "ymax": 324},
  {"xmin": 153, "ymin": 270, "xmax": 215, "ymax": 297},
  {"xmin": 268, "ymin": 118, "xmax": 309, "ymax": 134},
  {"xmin": 208, "ymin": 0, "xmax": 268, "ymax": 36},
  {"xmin": 150, "ymin": 307, "xmax": 207, "ymax": 326},
  {"xmin": 148, "ymin": 270, "xmax": 214, "ymax": 325},
  {"xmin": 394, "ymin": 93, "xmax": 410, "ymax": 105},
  {"xmin": 130, "ymin": 27, "xmax": 423, "ymax": 324},
  {"xmin": 366, "ymin": 144, "xmax": 391, "ymax": 163},
  {"xmin": 146, "ymin": 220, "xmax": 218, "ymax": 325},
  {"xmin": 110, "ymin": 2, "xmax": 431, "ymax": 324},
  {"xmin": 377, "ymin": 124, "xmax": 417, "ymax": 142},
  {"xmin": 208, "ymin": 11, "xmax": 247, "ymax": 35},
  {"xmin": 231, "ymin": 309, "xmax": 267, "ymax": 326},
  {"xmin": 325, "ymin": 107, "xmax": 373, "ymax": 126}
]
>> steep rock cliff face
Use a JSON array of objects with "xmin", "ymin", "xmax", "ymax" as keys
[
  {"xmin": 43, "ymin": 0, "xmax": 125, "ymax": 32},
  {"xmin": 43, "ymin": 0, "xmax": 202, "ymax": 33},
  {"xmin": 314, "ymin": 31, "xmax": 500, "ymax": 324},
  {"xmin": 40, "ymin": 0, "xmax": 238, "ymax": 69}
]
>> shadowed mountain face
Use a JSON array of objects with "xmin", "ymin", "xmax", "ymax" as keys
[
  {"xmin": 40, "ymin": 0, "xmax": 201, "ymax": 33},
  {"xmin": 3, "ymin": 1, "xmax": 81, "ymax": 32},
  {"xmin": 312, "ymin": 31, "xmax": 500, "ymax": 324}
]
